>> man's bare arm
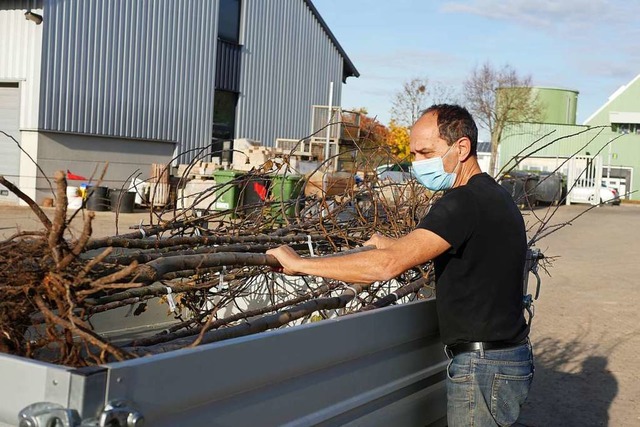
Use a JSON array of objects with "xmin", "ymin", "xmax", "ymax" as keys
[{"xmin": 266, "ymin": 228, "xmax": 450, "ymax": 284}]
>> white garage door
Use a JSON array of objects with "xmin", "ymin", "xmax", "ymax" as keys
[{"xmin": 0, "ymin": 82, "xmax": 21, "ymax": 204}]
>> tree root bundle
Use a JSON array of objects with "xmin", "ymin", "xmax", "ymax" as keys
[{"xmin": 0, "ymin": 160, "xmax": 434, "ymax": 367}]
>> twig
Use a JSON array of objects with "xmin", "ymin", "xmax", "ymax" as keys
[
  {"xmin": 34, "ymin": 295, "xmax": 133, "ymax": 362},
  {"xmin": 126, "ymin": 282, "xmax": 370, "ymax": 355},
  {"xmin": 58, "ymin": 212, "xmax": 94, "ymax": 270},
  {"xmin": 76, "ymin": 247, "xmax": 113, "ymax": 282}
]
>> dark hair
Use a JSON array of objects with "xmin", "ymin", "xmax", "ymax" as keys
[{"xmin": 422, "ymin": 104, "xmax": 478, "ymax": 156}]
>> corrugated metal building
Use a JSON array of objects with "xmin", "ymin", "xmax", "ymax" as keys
[{"xmin": 0, "ymin": 0, "xmax": 358, "ymax": 203}]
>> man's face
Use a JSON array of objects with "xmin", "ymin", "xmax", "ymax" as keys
[{"xmin": 410, "ymin": 112, "xmax": 458, "ymax": 172}]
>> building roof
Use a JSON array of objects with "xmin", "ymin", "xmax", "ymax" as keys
[
  {"xmin": 532, "ymin": 86, "xmax": 579, "ymax": 94},
  {"xmin": 583, "ymin": 73, "xmax": 640, "ymax": 125},
  {"xmin": 304, "ymin": 0, "xmax": 360, "ymax": 82}
]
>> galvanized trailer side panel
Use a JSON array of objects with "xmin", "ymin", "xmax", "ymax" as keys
[
  {"xmin": 104, "ymin": 299, "xmax": 447, "ymax": 426},
  {"xmin": 0, "ymin": 355, "xmax": 69, "ymax": 424},
  {"xmin": 0, "ymin": 355, "xmax": 108, "ymax": 427},
  {"xmin": 0, "ymin": 299, "xmax": 447, "ymax": 426}
]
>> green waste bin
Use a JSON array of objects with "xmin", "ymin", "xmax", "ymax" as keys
[
  {"xmin": 270, "ymin": 174, "xmax": 304, "ymax": 220},
  {"xmin": 213, "ymin": 170, "xmax": 243, "ymax": 215},
  {"xmin": 240, "ymin": 175, "xmax": 270, "ymax": 217}
]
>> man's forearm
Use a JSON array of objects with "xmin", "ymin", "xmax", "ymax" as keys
[
  {"xmin": 268, "ymin": 228, "xmax": 450, "ymax": 284},
  {"xmin": 293, "ymin": 249, "xmax": 398, "ymax": 284}
]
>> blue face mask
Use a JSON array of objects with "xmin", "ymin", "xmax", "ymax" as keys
[{"xmin": 412, "ymin": 144, "xmax": 458, "ymax": 191}]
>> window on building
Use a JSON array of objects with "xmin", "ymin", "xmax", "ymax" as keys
[
  {"xmin": 218, "ymin": 0, "xmax": 241, "ymax": 44},
  {"xmin": 212, "ymin": 90, "xmax": 238, "ymax": 162},
  {"xmin": 212, "ymin": 90, "xmax": 238, "ymax": 140}
]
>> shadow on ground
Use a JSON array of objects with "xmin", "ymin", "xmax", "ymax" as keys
[{"xmin": 516, "ymin": 333, "xmax": 618, "ymax": 427}]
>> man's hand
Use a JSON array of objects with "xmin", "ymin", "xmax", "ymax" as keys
[
  {"xmin": 266, "ymin": 245, "xmax": 303, "ymax": 275},
  {"xmin": 364, "ymin": 233, "xmax": 396, "ymax": 250}
]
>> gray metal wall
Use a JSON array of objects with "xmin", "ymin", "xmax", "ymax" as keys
[
  {"xmin": 38, "ymin": 0, "xmax": 219, "ymax": 159},
  {"xmin": 0, "ymin": 1, "xmax": 44, "ymax": 204},
  {"xmin": 237, "ymin": 0, "xmax": 345, "ymax": 147},
  {"xmin": 0, "ymin": 1, "xmax": 44, "ymax": 130},
  {"xmin": 34, "ymin": 132, "xmax": 175, "ymax": 203}
]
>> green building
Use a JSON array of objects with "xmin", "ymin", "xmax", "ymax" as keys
[{"xmin": 500, "ymin": 75, "xmax": 640, "ymax": 200}]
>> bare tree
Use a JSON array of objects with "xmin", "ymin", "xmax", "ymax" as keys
[
  {"xmin": 463, "ymin": 63, "xmax": 542, "ymax": 175},
  {"xmin": 429, "ymin": 81, "xmax": 459, "ymax": 106},
  {"xmin": 390, "ymin": 78, "xmax": 428, "ymax": 127},
  {"xmin": 390, "ymin": 78, "xmax": 458, "ymax": 127}
]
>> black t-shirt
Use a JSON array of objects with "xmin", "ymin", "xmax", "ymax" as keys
[{"xmin": 418, "ymin": 173, "xmax": 529, "ymax": 346}]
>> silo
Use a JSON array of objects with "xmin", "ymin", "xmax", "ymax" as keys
[{"xmin": 532, "ymin": 87, "xmax": 579, "ymax": 125}]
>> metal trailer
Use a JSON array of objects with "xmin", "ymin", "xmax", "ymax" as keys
[{"xmin": 1, "ymin": 299, "xmax": 447, "ymax": 427}]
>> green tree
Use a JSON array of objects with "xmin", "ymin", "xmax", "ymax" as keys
[{"xmin": 387, "ymin": 120, "xmax": 411, "ymax": 161}]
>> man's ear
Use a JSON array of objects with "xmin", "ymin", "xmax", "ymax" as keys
[{"xmin": 457, "ymin": 137, "xmax": 473, "ymax": 162}]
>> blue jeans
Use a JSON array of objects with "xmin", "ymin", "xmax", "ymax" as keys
[{"xmin": 446, "ymin": 341, "xmax": 534, "ymax": 426}]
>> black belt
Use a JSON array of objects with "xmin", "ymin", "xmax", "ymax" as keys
[{"xmin": 445, "ymin": 338, "xmax": 528, "ymax": 358}]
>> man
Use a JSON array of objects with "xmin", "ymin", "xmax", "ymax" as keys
[{"xmin": 267, "ymin": 104, "xmax": 533, "ymax": 426}]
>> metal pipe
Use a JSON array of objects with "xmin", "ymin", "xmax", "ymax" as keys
[{"xmin": 324, "ymin": 81, "xmax": 334, "ymax": 169}]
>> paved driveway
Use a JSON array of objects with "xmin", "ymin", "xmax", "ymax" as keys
[
  {"xmin": 517, "ymin": 204, "xmax": 640, "ymax": 426},
  {"xmin": 0, "ymin": 205, "xmax": 155, "ymax": 239}
]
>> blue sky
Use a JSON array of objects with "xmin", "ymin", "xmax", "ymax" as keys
[{"xmin": 314, "ymin": 0, "xmax": 640, "ymax": 131}]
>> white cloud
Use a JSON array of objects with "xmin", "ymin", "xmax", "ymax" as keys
[
  {"xmin": 350, "ymin": 50, "xmax": 467, "ymax": 87},
  {"xmin": 355, "ymin": 50, "xmax": 463, "ymax": 74},
  {"xmin": 575, "ymin": 59, "xmax": 640, "ymax": 80},
  {"xmin": 441, "ymin": 0, "xmax": 635, "ymax": 30}
]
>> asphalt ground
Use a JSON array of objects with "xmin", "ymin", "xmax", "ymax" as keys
[
  {"xmin": 515, "ymin": 203, "xmax": 640, "ymax": 426},
  {"xmin": 0, "ymin": 205, "xmax": 158, "ymax": 240}
]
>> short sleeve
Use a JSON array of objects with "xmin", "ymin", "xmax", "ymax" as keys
[{"xmin": 417, "ymin": 189, "xmax": 475, "ymax": 252}]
